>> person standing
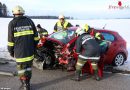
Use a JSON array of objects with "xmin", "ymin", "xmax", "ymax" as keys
[
  {"xmin": 71, "ymin": 28, "xmax": 101, "ymax": 81},
  {"xmin": 8, "ymin": 5, "xmax": 39, "ymax": 90},
  {"xmin": 53, "ymin": 14, "xmax": 73, "ymax": 32}
]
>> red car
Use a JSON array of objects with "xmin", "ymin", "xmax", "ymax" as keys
[{"xmin": 34, "ymin": 27, "xmax": 128, "ymax": 71}]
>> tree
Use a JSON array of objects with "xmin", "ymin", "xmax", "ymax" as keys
[
  {"xmin": 0, "ymin": 2, "xmax": 2, "ymax": 16},
  {"xmin": 2, "ymin": 4, "xmax": 7, "ymax": 16}
]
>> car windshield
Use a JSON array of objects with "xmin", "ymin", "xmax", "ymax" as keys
[{"xmin": 49, "ymin": 29, "xmax": 75, "ymax": 44}]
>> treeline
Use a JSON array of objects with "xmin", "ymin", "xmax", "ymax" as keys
[
  {"xmin": 0, "ymin": 2, "xmax": 74, "ymax": 19},
  {"xmin": 3, "ymin": 15, "xmax": 74, "ymax": 19},
  {"xmin": 0, "ymin": 2, "xmax": 7, "ymax": 17},
  {"xmin": 28, "ymin": 16, "xmax": 74, "ymax": 19}
]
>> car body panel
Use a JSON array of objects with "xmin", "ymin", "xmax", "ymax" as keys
[{"xmin": 36, "ymin": 27, "xmax": 128, "ymax": 68}]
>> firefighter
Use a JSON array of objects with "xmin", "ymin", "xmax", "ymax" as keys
[
  {"xmin": 84, "ymin": 24, "xmax": 109, "ymax": 54},
  {"xmin": 8, "ymin": 5, "xmax": 39, "ymax": 90},
  {"xmin": 36, "ymin": 24, "xmax": 48, "ymax": 38},
  {"xmin": 71, "ymin": 28, "xmax": 101, "ymax": 81},
  {"xmin": 83, "ymin": 24, "xmax": 103, "ymax": 40},
  {"xmin": 53, "ymin": 14, "xmax": 73, "ymax": 32}
]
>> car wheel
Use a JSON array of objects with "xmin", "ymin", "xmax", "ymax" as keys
[
  {"xmin": 113, "ymin": 53, "xmax": 125, "ymax": 66},
  {"xmin": 34, "ymin": 48, "xmax": 54, "ymax": 70}
]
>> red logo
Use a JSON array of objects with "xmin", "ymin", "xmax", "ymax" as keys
[
  {"xmin": 109, "ymin": 0, "xmax": 129, "ymax": 9},
  {"xmin": 118, "ymin": 1, "xmax": 122, "ymax": 6}
]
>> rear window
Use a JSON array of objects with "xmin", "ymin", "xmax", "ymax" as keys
[{"xmin": 101, "ymin": 32, "xmax": 115, "ymax": 42}]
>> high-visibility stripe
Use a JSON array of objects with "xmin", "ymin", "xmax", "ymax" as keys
[
  {"xmin": 82, "ymin": 37, "xmax": 93, "ymax": 45},
  {"xmin": 77, "ymin": 62, "xmax": 83, "ymax": 66},
  {"xmin": 8, "ymin": 42, "xmax": 14, "ymax": 46},
  {"xmin": 14, "ymin": 30, "xmax": 34, "ymax": 37},
  {"xmin": 57, "ymin": 21, "xmax": 69, "ymax": 29},
  {"xmin": 16, "ymin": 55, "xmax": 34, "ymax": 62},
  {"xmin": 18, "ymin": 69, "xmax": 25, "ymax": 74},
  {"xmin": 34, "ymin": 37, "xmax": 39, "ymax": 41},
  {"xmin": 42, "ymin": 32, "xmax": 48, "ymax": 35},
  {"xmin": 18, "ymin": 68, "xmax": 32, "ymax": 74},
  {"xmin": 26, "ymin": 68, "xmax": 32, "ymax": 71},
  {"xmin": 63, "ymin": 21, "xmax": 68, "ymax": 28},
  {"xmin": 79, "ymin": 55, "xmax": 100, "ymax": 60}
]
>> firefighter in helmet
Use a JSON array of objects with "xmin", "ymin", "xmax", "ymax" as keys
[
  {"xmin": 84, "ymin": 24, "xmax": 109, "ymax": 54},
  {"xmin": 36, "ymin": 24, "xmax": 48, "ymax": 38},
  {"xmin": 53, "ymin": 14, "xmax": 73, "ymax": 32},
  {"xmin": 83, "ymin": 24, "xmax": 103, "ymax": 40},
  {"xmin": 71, "ymin": 28, "xmax": 101, "ymax": 81},
  {"xmin": 8, "ymin": 5, "xmax": 39, "ymax": 90}
]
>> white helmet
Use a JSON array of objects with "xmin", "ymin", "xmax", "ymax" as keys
[
  {"xmin": 75, "ymin": 27, "xmax": 85, "ymax": 36},
  {"xmin": 58, "ymin": 14, "xmax": 65, "ymax": 19},
  {"xmin": 12, "ymin": 5, "xmax": 25, "ymax": 15}
]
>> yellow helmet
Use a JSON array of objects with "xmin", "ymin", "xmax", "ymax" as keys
[
  {"xmin": 12, "ymin": 5, "xmax": 25, "ymax": 15},
  {"xmin": 84, "ymin": 24, "xmax": 90, "ymax": 32}
]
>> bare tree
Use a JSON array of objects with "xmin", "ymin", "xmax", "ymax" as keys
[
  {"xmin": 0, "ymin": 2, "xmax": 2, "ymax": 16},
  {"xmin": 2, "ymin": 4, "xmax": 7, "ymax": 16}
]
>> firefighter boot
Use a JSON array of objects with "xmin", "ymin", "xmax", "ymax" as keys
[
  {"xmin": 71, "ymin": 70, "xmax": 81, "ymax": 81},
  {"xmin": 24, "ymin": 80, "xmax": 30, "ymax": 90},
  {"xmin": 94, "ymin": 69, "xmax": 100, "ymax": 81},
  {"xmin": 19, "ymin": 78, "xmax": 30, "ymax": 90},
  {"xmin": 91, "ymin": 63, "xmax": 100, "ymax": 81}
]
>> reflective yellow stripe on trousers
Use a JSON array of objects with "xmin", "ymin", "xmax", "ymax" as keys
[
  {"xmin": 18, "ymin": 68, "xmax": 32, "ymax": 74},
  {"xmin": 34, "ymin": 37, "xmax": 39, "ymax": 41},
  {"xmin": 8, "ymin": 42, "xmax": 14, "ymax": 46},
  {"xmin": 16, "ymin": 55, "xmax": 34, "ymax": 62},
  {"xmin": 14, "ymin": 30, "xmax": 34, "ymax": 37}
]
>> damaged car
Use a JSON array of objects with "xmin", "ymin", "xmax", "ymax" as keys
[{"xmin": 33, "ymin": 27, "xmax": 128, "ymax": 71}]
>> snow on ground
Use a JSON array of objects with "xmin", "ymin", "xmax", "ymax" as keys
[{"xmin": 0, "ymin": 18, "xmax": 130, "ymax": 71}]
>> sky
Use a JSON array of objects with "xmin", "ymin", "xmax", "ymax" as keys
[{"xmin": 0, "ymin": 0, "xmax": 130, "ymax": 19}]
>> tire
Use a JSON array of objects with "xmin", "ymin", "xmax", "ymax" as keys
[
  {"xmin": 113, "ymin": 53, "xmax": 125, "ymax": 66},
  {"xmin": 34, "ymin": 47, "xmax": 54, "ymax": 70}
]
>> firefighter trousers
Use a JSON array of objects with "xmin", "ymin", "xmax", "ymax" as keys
[{"xmin": 17, "ymin": 60, "xmax": 33, "ymax": 80}]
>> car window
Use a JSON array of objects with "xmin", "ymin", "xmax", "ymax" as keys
[
  {"xmin": 101, "ymin": 32, "xmax": 115, "ymax": 41},
  {"xmin": 67, "ymin": 29, "xmax": 75, "ymax": 39},
  {"xmin": 49, "ymin": 30, "xmax": 75, "ymax": 44}
]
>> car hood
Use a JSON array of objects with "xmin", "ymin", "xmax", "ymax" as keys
[{"xmin": 45, "ymin": 37, "xmax": 65, "ymax": 46}]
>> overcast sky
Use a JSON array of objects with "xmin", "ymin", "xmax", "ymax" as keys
[{"xmin": 0, "ymin": 0, "xmax": 130, "ymax": 19}]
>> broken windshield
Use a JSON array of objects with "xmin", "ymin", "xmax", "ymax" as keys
[{"xmin": 49, "ymin": 30, "xmax": 75, "ymax": 44}]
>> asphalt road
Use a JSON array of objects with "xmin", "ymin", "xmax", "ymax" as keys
[
  {"xmin": 0, "ymin": 68, "xmax": 130, "ymax": 90},
  {"xmin": 0, "ymin": 60, "xmax": 130, "ymax": 90}
]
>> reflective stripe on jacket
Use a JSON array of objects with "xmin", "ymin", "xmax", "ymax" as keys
[
  {"xmin": 54, "ymin": 20, "xmax": 71, "ymax": 32},
  {"xmin": 57, "ymin": 21, "xmax": 68, "ymax": 31}
]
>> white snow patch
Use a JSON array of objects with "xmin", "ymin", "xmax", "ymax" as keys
[{"xmin": 0, "ymin": 18, "xmax": 130, "ymax": 71}]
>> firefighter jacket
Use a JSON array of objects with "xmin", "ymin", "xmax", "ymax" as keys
[
  {"xmin": 8, "ymin": 16, "xmax": 39, "ymax": 63},
  {"xmin": 76, "ymin": 33, "xmax": 100, "ymax": 59},
  {"xmin": 37, "ymin": 27, "xmax": 48, "ymax": 37},
  {"xmin": 88, "ymin": 28, "xmax": 103, "ymax": 40},
  {"xmin": 53, "ymin": 20, "xmax": 73, "ymax": 32}
]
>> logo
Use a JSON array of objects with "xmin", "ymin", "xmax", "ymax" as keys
[{"xmin": 109, "ymin": 0, "xmax": 130, "ymax": 9}]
